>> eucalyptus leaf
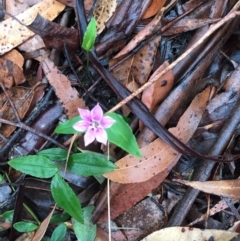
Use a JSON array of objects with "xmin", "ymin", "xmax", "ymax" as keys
[
  {"xmin": 13, "ymin": 221, "xmax": 38, "ymax": 232},
  {"xmin": 38, "ymin": 148, "xmax": 68, "ymax": 161},
  {"xmin": 54, "ymin": 116, "xmax": 80, "ymax": 134},
  {"xmin": 68, "ymin": 153, "xmax": 117, "ymax": 176},
  {"xmin": 72, "ymin": 206, "xmax": 96, "ymax": 241},
  {"xmin": 106, "ymin": 113, "xmax": 142, "ymax": 157},
  {"xmin": 82, "ymin": 18, "xmax": 97, "ymax": 51},
  {"xmin": 50, "ymin": 223, "xmax": 67, "ymax": 241},
  {"xmin": 8, "ymin": 156, "xmax": 58, "ymax": 178},
  {"xmin": 51, "ymin": 173, "xmax": 83, "ymax": 223}
]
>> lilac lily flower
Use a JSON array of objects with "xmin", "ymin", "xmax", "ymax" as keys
[{"xmin": 73, "ymin": 103, "xmax": 115, "ymax": 146}]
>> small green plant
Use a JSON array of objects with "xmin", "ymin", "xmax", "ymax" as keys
[
  {"xmin": 82, "ymin": 17, "xmax": 97, "ymax": 69},
  {"xmin": 8, "ymin": 103, "xmax": 141, "ymax": 240}
]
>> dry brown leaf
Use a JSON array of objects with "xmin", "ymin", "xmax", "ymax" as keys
[
  {"xmin": 42, "ymin": 58, "xmax": 86, "ymax": 118},
  {"xmin": 104, "ymin": 87, "xmax": 210, "ymax": 183},
  {"xmin": 131, "ymin": 35, "xmax": 162, "ymax": 85},
  {"xmin": 140, "ymin": 61, "xmax": 174, "ymax": 130},
  {"xmin": 93, "ymin": 0, "xmax": 118, "ymax": 34},
  {"xmin": 32, "ymin": 206, "xmax": 55, "ymax": 241},
  {"xmin": 141, "ymin": 61, "xmax": 174, "ymax": 115},
  {"xmin": 141, "ymin": 227, "xmax": 239, "ymax": 241},
  {"xmin": 0, "ymin": 83, "xmax": 46, "ymax": 138},
  {"xmin": 174, "ymin": 179, "xmax": 240, "ymax": 199},
  {"xmin": 0, "ymin": 0, "xmax": 65, "ymax": 55},
  {"xmin": 110, "ymin": 35, "xmax": 161, "ymax": 86},
  {"xmin": 142, "ymin": 0, "xmax": 166, "ymax": 19},
  {"xmin": 0, "ymin": 50, "xmax": 25, "ymax": 88}
]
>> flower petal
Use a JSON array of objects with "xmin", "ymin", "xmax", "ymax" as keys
[
  {"xmin": 73, "ymin": 120, "xmax": 90, "ymax": 132},
  {"xmin": 78, "ymin": 108, "xmax": 91, "ymax": 122},
  {"xmin": 91, "ymin": 103, "xmax": 103, "ymax": 122},
  {"xmin": 95, "ymin": 127, "xmax": 108, "ymax": 145},
  {"xmin": 100, "ymin": 116, "xmax": 115, "ymax": 129},
  {"xmin": 84, "ymin": 127, "xmax": 96, "ymax": 146}
]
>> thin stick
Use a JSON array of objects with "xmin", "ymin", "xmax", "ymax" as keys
[
  {"xmin": 0, "ymin": 118, "xmax": 67, "ymax": 150},
  {"xmin": 107, "ymin": 178, "xmax": 111, "ymax": 241},
  {"xmin": 109, "ymin": 7, "xmax": 240, "ymax": 113},
  {"xmin": 107, "ymin": 141, "xmax": 111, "ymax": 241}
]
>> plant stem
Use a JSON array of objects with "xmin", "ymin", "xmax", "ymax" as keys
[
  {"xmin": 107, "ymin": 141, "xmax": 111, "ymax": 241},
  {"xmin": 86, "ymin": 51, "xmax": 89, "ymax": 70}
]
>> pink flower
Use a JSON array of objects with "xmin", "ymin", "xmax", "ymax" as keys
[{"xmin": 73, "ymin": 103, "xmax": 115, "ymax": 146}]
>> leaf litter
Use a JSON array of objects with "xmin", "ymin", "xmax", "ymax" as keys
[
  {"xmin": 1, "ymin": 0, "xmax": 240, "ymax": 240},
  {"xmin": 104, "ymin": 87, "xmax": 210, "ymax": 183}
]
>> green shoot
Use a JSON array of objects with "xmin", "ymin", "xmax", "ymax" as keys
[{"xmin": 82, "ymin": 17, "xmax": 97, "ymax": 69}]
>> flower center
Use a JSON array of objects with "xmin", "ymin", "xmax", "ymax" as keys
[{"xmin": 91, "ymin": 120, "xmax": 100, "ymax": 128}]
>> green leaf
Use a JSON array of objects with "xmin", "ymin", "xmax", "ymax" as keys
[
  {"xmin": 13, "ymin": 221, "xmax": 38, "ymax": 232},
  {"xmin": 72, "ymin": 206, "xmax": 96, "ymax": 241},
  {"xmin": 8, "ymin": 156, "xmax": 58, "ymax": 178},
  {"xmin": 50, "ymin": 213, "xmax": 70, "ymax": 224},
  {"xmin": 51, "ymin": 173, "xmax": 83, "ymax": 223},
  {"xmin": 68, "ymin": 153, "xmax": 117, "ymax": 176},
  {"xmin": 1, "ymin": 210, "xmax": 14, "ymax": 222},
  {"xmin": 50, "ymin": 223, "xmax": 67, "ymax": 241},
  {"xmin": 54, "ymin": 116, "xmax": 81, "ymax": 134},
  {"xmin": 38, "ymin": 148, "xmax": 68, "ymax": 161},
  {"xmin": 82, "ymin": 18, "xmax": 97, "ymax": 51},
  {"xmin": 106, "ymin": 113, "xmax": 142, "ymax": 157}
]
